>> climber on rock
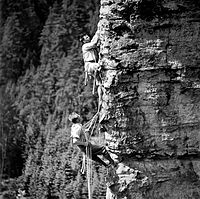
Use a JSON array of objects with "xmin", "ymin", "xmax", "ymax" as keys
[
  {"xmin": 69, "ymin": 112, "xmax": 115, "ymax": 172},
  {"xmin": 80, "ymin": 31, "xmax": 101, "ymax": 86}
]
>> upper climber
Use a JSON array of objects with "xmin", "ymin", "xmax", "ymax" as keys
[
  {"xmin": 80, "ymin": 31, "xmax": 100, "ymax": 78},
  {"xmin": 69, "ymin": 112, "xmax": 115, "ymax": 172}
]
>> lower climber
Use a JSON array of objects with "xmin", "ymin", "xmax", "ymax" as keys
[{"xmin": 69, "ymin": 112, "xmax": 115, "ymax": 171}]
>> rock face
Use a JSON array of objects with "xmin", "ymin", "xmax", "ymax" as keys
[{"xmin": 98, "ymin": 0, "xmax": 200, "ymax": 198}]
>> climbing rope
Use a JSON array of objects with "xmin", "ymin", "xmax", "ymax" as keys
[
  {"xmin": 86, "ymin": 143, "xmax": 92, "ymax": 199},
  {"xmin": 85, "ymin": 71, "xmax": 88, "ymax": 86},
  {"xmin": 83, "ymin": 112, "xmax": 99, "ymax": 135},
  {"xmin": 82, "ymin": 113, "xmax": 99, "ymax": 199}
]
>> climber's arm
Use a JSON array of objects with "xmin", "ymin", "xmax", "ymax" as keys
[
  {"xmin": 91, "ymin": 30, "xmax": 100, "ymax": 44},
  {"xmin": 83, "ymin": 31, "xmax": 100, "ymax": 50},
  {"xmin": 72, "ymin": 137, "xmax": 89, "ymax": 146}
]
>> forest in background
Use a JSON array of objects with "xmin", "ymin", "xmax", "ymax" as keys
[{"xmin": 0, "ymin": 0, "xmax": 106, "ymax": 198}]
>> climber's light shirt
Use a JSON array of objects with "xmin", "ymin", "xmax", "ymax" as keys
[
  {"xmin": 71, "ymin": 123, "xmax": 86, "ymax": 143},
  {"xmin": 82, "ymin": 32, "xmax": 99, "ymax": 62}
]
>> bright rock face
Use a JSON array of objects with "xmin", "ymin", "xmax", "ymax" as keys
[{"xmin": 98, "ymin": 0, "xmax": 200, "ymax": 198}]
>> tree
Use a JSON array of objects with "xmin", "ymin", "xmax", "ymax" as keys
[
  {"xmin": 0, "ymin": 85, "xmax": 25, "ymax": 178},
  {"xmin": 0, "ymin": 0, "xmax": 103, "ymax": 198},
  {"xmin": 0, "ymin": 0, "xmax": 41, "ymax": 81}
]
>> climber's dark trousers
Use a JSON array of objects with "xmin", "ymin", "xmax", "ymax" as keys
[
  {"xmin": 78, "ymin": 143, "xmax": 114, "ymax": 167},
  {"xmin": 92, "ymin": 154, "xmax": 107, "ymax": 167}
]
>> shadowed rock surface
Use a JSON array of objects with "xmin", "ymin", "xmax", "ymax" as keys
[{"xmin": 97, "ymin": 0, "xmax": 200, "ymax": 198}]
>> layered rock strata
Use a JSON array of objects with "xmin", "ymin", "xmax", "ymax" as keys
[{"xmin": 98, "ymin": 0, "xmax": 200, "ymax": 198}]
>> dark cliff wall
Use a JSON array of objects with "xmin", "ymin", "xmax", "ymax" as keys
[{"xmin": 98, "ymin": 0, "xmax": 200, "ymax": 198}]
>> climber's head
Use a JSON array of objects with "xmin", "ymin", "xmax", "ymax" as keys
[
  {"xmin": 80, "ymin": 34, "xmax": 91, "ymax": 43},
  {"xmin": 68, "ymin": 112, "xmax": 81, "ymax": 123}
]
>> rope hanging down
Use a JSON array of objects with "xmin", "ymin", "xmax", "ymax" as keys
[
  {"xmin": 86, "ymin": 144, "xmax": 92, "ymax": 199},
  {"xmin": 82, "ymin": 113, "xmax": 99, "ymax": 199}
]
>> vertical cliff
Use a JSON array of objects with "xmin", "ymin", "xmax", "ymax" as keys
[{"xmin": 98, "ymin": 0, "xmax": 200, "ymax": 198}]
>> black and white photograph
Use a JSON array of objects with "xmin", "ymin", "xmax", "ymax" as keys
[{"xmin": 0, "ymin": 0, "xmax": 200, "ymax": 198}]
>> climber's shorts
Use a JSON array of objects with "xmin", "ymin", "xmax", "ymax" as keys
[{"xmin": 84, "ymin": 62, "xmax": 100, "ymax": 75}]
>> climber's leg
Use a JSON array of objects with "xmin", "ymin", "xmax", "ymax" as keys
[
  {"xmin": 91, "ymin": 154, "xmax": 107, "ymax": 167},
  {"xmin": 86, "ymin": 62, "xmax": 100, "ymax": 75},
  {"xmin": 97, "ymin": 84, "xmax": 103, "ymax": 112},
  {"xmin": 91, "ymin": 144, "xmax": 115, "ymax": 166},
  {"xmin": 78, "ymin": 144, "xmax": 108, "ymax": 167},
  {"xmin": 93, "ymin": 70, "xmax": 97, "ymax": 94},
  {"xmin": 102, "ymin": 149, "xmax": 115, "ymax": 166}
]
